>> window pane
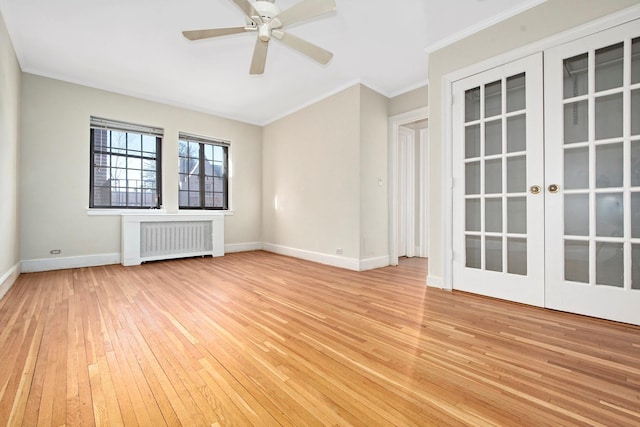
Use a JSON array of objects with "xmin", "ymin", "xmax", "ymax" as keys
[
  {"xmin": 595, "ymin": 93, "xmax": 623, "ymax": 140},
  {"xmin": 632, "ymin": 193, "xmax": 640, "ymax": 239},
  {"xmin": 595, "ymin": 42, "xmax": 623, "ymax": 92},
  {"xmin": 565, "ymin": 240, "xmax": 589, "ymax": 283},
  {"xmin": 485, "ymin": 159, "xmax": 502, "ymax": 194},
  {"xmin": 507, "ymin": 156, "xmax": 526, "ymax": 193},
  {"xmin": 485, "ymin": 198, "xmax": 502, "ymax": 233},
  {"xmin": 632, "ymin": 141, "xmax": 640, "ymax": 186},
  {"xmin": 506, "ymin": 73, "xmax": 525, "ymax": 113},
  {"xmin": 143, "ymin": 135, "xmax": 156, "ymax": 154},
  {"xmin": 633, "ymin": 37, "xmax": 640, "ymax": 84},
  {"xmin": 205, "ymin": 144, "xmax": 214, "ymax": 162},
  {"xmin": 596, "ymin": 143, "xmax": 623, "ymax": 188},
  {"xmin": 214, "ymin": 161, "xmax": 224, "ymax": 178},
  {"xmin": 466, "ymin": 236, "xmax": 481, "ymax": 269},
  {"xmin": 205, "ymin": 193, "xmax": 214, "ymax": 208},
  {"xmin": 507, "ymin": 197, "xmax": 527, "ymax": 234},
  {"xmin": 486, "ymin": 237, "xmax": 503, "ymax": 272},
  {"xmin": 564, "ymin": 101, "xmax": 588, "ymax": 144},
  {"xmin": 466, "ymin": 162, "xmax": 480, "ymax": 195},
  {"xmin": 214, "ymin": 145, "xmax": 224, "ymax": 161},
  {"xmin": 564, "ymin": 147, "xmax": 589, "ymax": 189},
  {"xmin": 485, "ymin": 80, "xmax": 502, "ymax": 118},
  {"xmin": 127, "ymin": 133, "xmax": 142, "ymax": 152},
  {"xmin": 214, "ymin": 193, "xmax": 225, "ymax": 208},
  {"xmin": 485, "ymin": 120, "xmax": 502, "ymax": 156},
  {"xmin": 632, "ymin": 89, "xmax": 640, "ymax": 136},
  {"xmin": 127, "ymin": 157, "xmax": 141, "ymax": 170},
  {"xmin": 564, "ymin": 194, "xmax": 589, "ymax": 236},
  {"xmin": 508, "ymin": 238, "xmax": 527, "ymax": 276},
  {"xmin": 596, "ymin": 193, "xmax": 623, "ymax": 238},
  {"xmin": 564, "ymin": 53, "xmax": 588, "ymax": 99},
  {"xmin": 633, "ymin": 244, "xmax": 640, "ymax": 290},
  {"xmin": 596, "ymin": 242, "xmax": 623, "ymax": 287},
  {"xmin": 214, "ymin": 177, "xmax": 224, "ymax": 192},
  {"xmin": 465, "ymin": 87, "xmax": 480, "ymax": 122},
  {"xmin": 507, "ymin": 115, "xmax": 526, "ymax": 153},
  {"xmin": 465, "ymin": 125, "xmax": 480, "ymax": 159},
  {"xmin": 466, "ymin": 199, "xmax": 480, "ymax": 232}
]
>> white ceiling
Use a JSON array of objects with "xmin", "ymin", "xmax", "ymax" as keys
[{"xmin": 0, "ymin": 0, "xmax": 545, "ymax": 125}]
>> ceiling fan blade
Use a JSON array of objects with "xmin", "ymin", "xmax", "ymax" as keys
[
  {"xmin": 271, "ymin": 0, "xmax": 336, "ymax": 29},
  {"xmin": 272, "ymin": 31, "xmax": 333, "ymax": 64},
  {"xmin": 250, "ymin": 38, "xmax": 269, "ymax": 75},
  {"xmin": 231, "ymin": 0, "xmax": 261, "ymax": 23},
  {"xmin": 182, "ymin": 27, "xmax": 248, "ymax": 41}
]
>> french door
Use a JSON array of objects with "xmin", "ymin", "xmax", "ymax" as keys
[
  {"xmin": 452, "ymin": 53, "xmax": 545, "ymax": 307},
  {"xmin": 544, "ymin": 21, "xmax": 640, "ymax": 325},
  {"xmin": 452, "ymin": 20, "xmax": 640, "ymax": 325}
]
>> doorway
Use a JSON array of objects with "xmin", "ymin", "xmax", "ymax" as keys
[{"xmin": 389, "ymin": 110, "xmax": 429, "ymax": 266}]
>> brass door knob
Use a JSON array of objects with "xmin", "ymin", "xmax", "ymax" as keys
[
  {"xmin": 548, "ymin": 184, "xmax": 560, "ymax": 193},
  {"xmin": 530, "ymin": 185, "xmax": 541, "ymax": 194}
]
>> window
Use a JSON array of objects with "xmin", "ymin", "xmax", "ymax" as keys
[
  {"xmin": 90, "ymin": 117, "xmax": 162, "ymax": 208},
  {"xmin": 178, "ymin": 133, "xmax": 229, "ymax": 210}
]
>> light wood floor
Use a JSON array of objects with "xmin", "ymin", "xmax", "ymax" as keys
[{"xmin": 0, "ymin": 252, "xmax": 639, "ymax": 426}]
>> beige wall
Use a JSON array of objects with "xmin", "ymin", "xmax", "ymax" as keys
[
  {"xmin": 427, "ymin": 0, "xmax": 640, "ymax": 282},
  {"xmin": 262, "ymin": 85, "xmax": 361, "ymax": 259},
  {"xmin": 389, "ymin": 85, "xmax": 428, "ymax": 117},
  {"xmin": 359, "ymin": 85, "xmax": 389, "ymax": 260},
  {"xmin": 20, "ymin": 74, "xmax": 262, "ymax": 263},
  {"xmin": 262, "ymin": 84, "xmax": 390, "ymax": 264},
  {"xmin": 0, "ymin": 10, "xmax": 21, "ymax": 294}
]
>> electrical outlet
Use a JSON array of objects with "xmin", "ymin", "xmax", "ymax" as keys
[
  {"xmin": 50, "ymin": 249, "xmax": 61, "ymax": 255},
  {"xmin": 336, "ymin": 248, "xmax": 343, "ymax": 255}
]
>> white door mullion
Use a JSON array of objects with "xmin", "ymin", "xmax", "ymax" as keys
[{"xmin": 624, "ymin": 37, "xmax": 633, "ymax": 291}]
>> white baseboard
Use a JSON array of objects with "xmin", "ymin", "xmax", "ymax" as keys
[
  {"xmin": 427, "ymin": 275, "xmax": 445, "ymax": 289},
  {"xmin": 224, "ymin": 242, "xmax": 264, "ymax": 253},
  {"xmin": 359, "ymin": 256, "xmax": 390, "ymax": 271},
  {"xmin": 22, "ymin": 253, "xmax": 121, "ymax": 273},
  {"xmin": 263, "ymin": 243, "xmax": 360, "ymax": 271},
  {"xmin": 0, "ymin": 263, "xmax": 21, "ymax": 301}
]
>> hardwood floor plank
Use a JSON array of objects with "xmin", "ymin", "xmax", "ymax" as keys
[{"xmin": 0, "ymin": 252, "xmax": 639, "ymax": 426}]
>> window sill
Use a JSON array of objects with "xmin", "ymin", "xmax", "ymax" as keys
[
  {"xmin": 87, "ymin": 208, "xmax": 234, "ymax": 216},
  {"xmin": 87, "ymin": 208, "xmax": 168, "ymax": 216},
  {"xmin": 174, "ymin": 210, "xmax": 234, "ymax": 216}
]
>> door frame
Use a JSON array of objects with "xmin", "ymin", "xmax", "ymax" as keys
[
  {"xmin": 398, "ymin": 125, "xmax": 415, "ymax": 258},
  {"xmin": 440, "ymin": 5, "xmax": 640, "ymax": 291},
  {"xmin": 389, "ymin": 107, "xmax": 429, "ymax": 266}
]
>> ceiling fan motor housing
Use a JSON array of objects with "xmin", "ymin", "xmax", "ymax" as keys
[
  {"xmin": 245, "ymin": 1, "xmax": 281, "ymax": 24},
  {"xmin": 246, "ymin": 1, "xmax": 282, "ymax": 41}
]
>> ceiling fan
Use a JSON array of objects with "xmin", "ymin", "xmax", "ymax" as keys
[{"xmin": 182, "ymin": 0, "xmax": 337, "ymax": 74}]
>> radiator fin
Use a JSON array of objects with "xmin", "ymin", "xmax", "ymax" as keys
[{"xmin": 140, "ymin": 221, "xmax": 213, "ymax": 259}]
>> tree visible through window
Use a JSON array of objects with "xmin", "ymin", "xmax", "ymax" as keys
[
  {"xmin": 90, "ymin": 117, "xmax": 162, "ymax": 208},
  {"xmin": 178, "ymin": 134, "xmax": 228, "ymax": 209}
]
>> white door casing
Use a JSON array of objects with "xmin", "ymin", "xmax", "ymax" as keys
[{"xmin": 389, "ymin": 108, "xmax": 429, "ymax": 267}]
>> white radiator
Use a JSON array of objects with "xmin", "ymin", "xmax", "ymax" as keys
[{"xmin": 121, "ymin": 214, "xmax": 224, "ymax": 266}]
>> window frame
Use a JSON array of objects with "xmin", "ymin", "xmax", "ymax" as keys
[
  {"xmin": 89, "ymin": 117, "xmax": 163, "ymax": 209},
  {"xmin": 178, "ymin": 133, "xmax": 229, "ymax": 210}
]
